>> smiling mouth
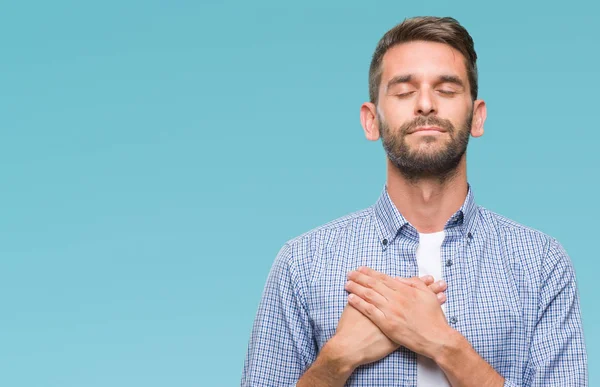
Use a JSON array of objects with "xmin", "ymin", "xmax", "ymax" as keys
[{"xmin": 409, "ymin": 126, "xmax": 447, "ymax": 134}]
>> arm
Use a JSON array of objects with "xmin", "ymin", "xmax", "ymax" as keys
[
  {"xmin": 433, "ymin": 329, "xmax": 504, "ymax": 387},
  {"xmin": 296, "ymin": 337, "xmax": 356, "ymax": 387},
  {"xmin": 516, "ymin": 238, "xmax": 588, "ymax": 386},
  {"xmin": 241, "ymin": 244, "xmax": 316, "ymax": 387},
  {"xmin": 425, "ymin": 238, "xmax": 588, "ymax": 387}
]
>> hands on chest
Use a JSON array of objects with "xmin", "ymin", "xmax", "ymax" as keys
[
  {"xmin": 300, "ymin": 268, "xmax": 505, "ymax": 387},
  {"xmin": 331, "ymin": 267, "xmax": 454, "ymax": 368}
]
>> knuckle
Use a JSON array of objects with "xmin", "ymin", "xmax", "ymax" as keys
[
  {"xmin": 365, "ymin": 302, "xmax": 376, "ymax": 316},
  {"xmin": 384, "ymin": 278, "xmax": 396, "ymax": 289}
]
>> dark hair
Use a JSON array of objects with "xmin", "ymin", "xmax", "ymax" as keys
[{"xmin": 369, "ymin": 16, "xmax": 478, "ymax": 105}]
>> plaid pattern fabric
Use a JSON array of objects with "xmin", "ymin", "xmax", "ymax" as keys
[{"xmin": 241, "ymin": 184, "xmax": 588, "ymax": 386}]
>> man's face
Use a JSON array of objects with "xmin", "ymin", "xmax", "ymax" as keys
[{"xmin": 376, "ymin": 41, "xmax": 475, "ymax": 182}]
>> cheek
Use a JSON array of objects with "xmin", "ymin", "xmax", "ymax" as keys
[
  {"xmin": 439, "ymin": 99, "xmax": 472, "ymax": 122},
  {"xmin": 380, "ymin": 99, "xmax": 413, "ymax": 124},
  {"xmin": 438, "ymin": 110, "xmax": 471, "ymax": 132}
]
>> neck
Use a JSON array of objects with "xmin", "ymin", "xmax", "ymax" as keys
[{"xmin": 386, "ymin": 156, "xmax": 469, "ymax": 234}]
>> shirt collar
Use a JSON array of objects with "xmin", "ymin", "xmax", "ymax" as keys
[{"xmin": 372, "ymin": 183, "xmax": 478, "ymax": 246}]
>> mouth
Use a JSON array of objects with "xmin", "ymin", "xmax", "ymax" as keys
[{"xmin": 409, "ymin": 126, "xmax": 446, "ymax": 134}]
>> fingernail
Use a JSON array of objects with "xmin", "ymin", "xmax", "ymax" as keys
[
  {"xmin": 348, "ymin": 294, "xmax": 355, "ymax": 300},
  {"xmin": 438, "ymin": 280, "xmax": 446, "ymax": 287}
]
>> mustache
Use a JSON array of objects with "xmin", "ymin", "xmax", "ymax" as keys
[{"xmin": 399, "ymin": 116, "xmax": 455, "ymax": 135}]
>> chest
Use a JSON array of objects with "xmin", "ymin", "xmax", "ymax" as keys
[{"xmin": 305, "ymin": 235, "xmax": 532, "ymax": 381}]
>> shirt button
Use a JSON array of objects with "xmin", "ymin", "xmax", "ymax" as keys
[
  {"xmin": 382, "ymin": 239, "xmax": 388, "ymax": 246},
  {"xmin": 446, "ymin": 259, "xmax": 453, "ymax": 267},
  {"xmin": 449, "ymin": 316, "xmax": 458, "ymax": 324}
]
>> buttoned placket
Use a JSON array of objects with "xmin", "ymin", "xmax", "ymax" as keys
[{"xmin": 443, "ymin": 227, "xmax": 473, "ymax": 330}]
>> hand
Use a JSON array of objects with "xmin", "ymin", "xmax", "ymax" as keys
[
  {"xmin": 329, "ymin": 274, "xmax": 447, "ymax": 369},
  {"xmin": 345, "ymin": 266, "xmax": 453, "ymax": 359}
]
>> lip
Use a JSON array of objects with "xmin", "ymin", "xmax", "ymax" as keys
[{"xmin": 410, "ymin": 126, "xmax": 446, "ymax": 134}]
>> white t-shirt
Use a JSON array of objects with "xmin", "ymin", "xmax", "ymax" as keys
[{"xmin": 416, "ymin": 231, "xmax": 451, "ymax": 387}]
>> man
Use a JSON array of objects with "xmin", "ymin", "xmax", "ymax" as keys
[{"xmin": 241, "ymin": 16, "xmax": 588, "ymax": 386}]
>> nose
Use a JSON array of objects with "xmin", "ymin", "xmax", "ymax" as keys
[{"xmin": 414, "ymin": 89, "xmax": 437, "ymax": 116}]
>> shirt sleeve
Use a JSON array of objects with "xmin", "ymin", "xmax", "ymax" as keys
[
  {"xmin": 241, "ymin": 243, "xmax": 317, "ymax": 386},
  {"xmin": 506, "ymin": 238, "xmax": 588, "ymax": 386}
]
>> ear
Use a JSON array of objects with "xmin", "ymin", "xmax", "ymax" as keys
[
  {"xmin": 470, "ymin": 99, "xmax": 487, "ymax": 138},
  {"xmin": 360, "ymin": 102, "xmax": 380, "ymax": 141}
]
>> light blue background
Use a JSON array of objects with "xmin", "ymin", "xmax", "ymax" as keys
[{"xmin": 1, "ymin": 1, "xmax": 597, "ymax": 386}]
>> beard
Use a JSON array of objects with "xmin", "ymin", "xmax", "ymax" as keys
[{"xmin": 379, "ymin": 109, "xmax": 473, "ymax": 184}]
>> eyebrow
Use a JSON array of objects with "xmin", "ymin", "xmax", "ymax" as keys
[{"xmin": 386, "ymin": 74, "xmax": 466, "ymax": 91}]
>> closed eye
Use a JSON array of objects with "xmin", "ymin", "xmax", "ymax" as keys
[
  {"xmin": 437, "ymin": 90, "xmax": 457, "ymax": 96},
  {"xmin": 395, "ymin": 91, "xmax": 415, "ymax": 98}
]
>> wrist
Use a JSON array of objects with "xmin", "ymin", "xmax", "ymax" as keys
[
  {"xmin": 432, "ymin": 328, "xmax": 468, "ymax": 369},
  {"xmin": 321, "ymin": 335, "xmax": 359, "ymax": 376}
]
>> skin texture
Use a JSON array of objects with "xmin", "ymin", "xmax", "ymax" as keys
[{"xmin": 297, "ymin": 41, "xmax": 505, "ymax": 387}]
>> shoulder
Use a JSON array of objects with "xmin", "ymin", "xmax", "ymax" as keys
[
  {"xmin": 287, "ymin": 207, "xmax": 373, "ymax": 246},
  {"xmin": 479, "ymin": 206, "xmax": 553, "ymax": 246},
  {"xmin": 478, "ymin": 206, "xmax": 573, "ymax": 278},
  {"xmin": 272, "ymin": 207, "xmax": 374, "ymax": 278},
  {"xmin": 279, "ymin": 207, "xmax": 373, "ymax": 259}
]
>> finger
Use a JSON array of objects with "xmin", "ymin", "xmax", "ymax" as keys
[
  {"xmin": 345, "ymin": 279, "xmax": 389, "ymax": 307},
  {"xmin": 420, "ymin": 275, "xmax": 434, "ymax": 286},
  {"xmin": 347, "ymin": 293, "xmax": 386, "ymax": 323},
  {"xmin": 351, "ymin": 268, "xmax": 400, "ymax": 295},
  {"xmin": 356, "ymin": 266, "xmax": 395, "ymax": 284},
  {"xmin": 394, "ymin": 276, "xmax": 432, "ymax": 288},
  {"xmin": 428, "ymin": 279, "xmax": 448, "ymax": 294},
  {"xmin": 437, "ymin": 292, "xmax": 447, "ymax": 305},
  {"xmin": 348, "ymin": 271, "xmax": 402, "ymax": 307},
  {"xmin": 395, "ymin": 277, "xmax": 429, "ymax": 291}
]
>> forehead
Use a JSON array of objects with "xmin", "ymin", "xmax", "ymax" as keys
[{"xmin": 380, "ymin": 41, "xmax": 469, "ymax": 82}]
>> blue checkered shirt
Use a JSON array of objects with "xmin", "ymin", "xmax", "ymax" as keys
[{"xmin": 242, "ymin": 185, "xmax": 588, "ymax": 386}]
